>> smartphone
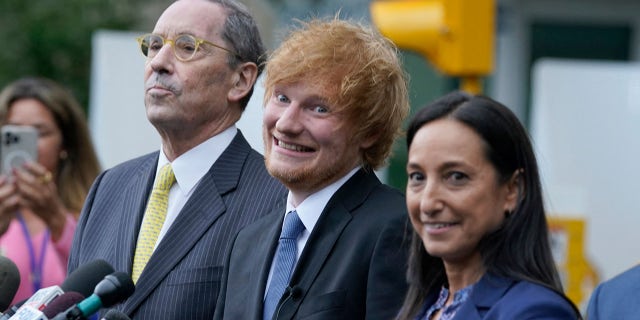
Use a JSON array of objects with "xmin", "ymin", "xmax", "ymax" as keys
[{"xmin": 1, "ymin": 125, "xmax": 38, "ymax": 175}]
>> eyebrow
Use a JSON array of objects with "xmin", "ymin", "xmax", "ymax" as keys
[
  {"xmin": 406, "ymin": 160, "xmax": 468, "ymax": 171},
  {"xmin": 304, "ymin": 95, "xmax": 331, "ymax": 106},
  {"xmin": 6, "ymin": 122, "xmax": 45, "ymax": 128},
  {"xmin": 274, "ymin": 85, "xmax": 333, "ymax": 106},
  {"xmin": 406, "ymin": 162, "xmax": 421, "ymax": 170},
  {"xmin": 153, "ymin": 30, "xmax": 201, "ymax": 39}
]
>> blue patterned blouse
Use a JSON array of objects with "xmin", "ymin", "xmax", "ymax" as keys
[{"xmin": 417, "ymin": 284, "xmax": 475, "ymax": 320}]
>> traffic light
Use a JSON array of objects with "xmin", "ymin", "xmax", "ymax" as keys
[{"xmin": 371, "ymin": 0, "xmax": 494, "ymax": 93}]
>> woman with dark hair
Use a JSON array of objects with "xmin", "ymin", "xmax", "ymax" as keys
[
  {"xmin": 0, "ymin": 77, "xmax": 101, "ymax": 304},
  {"xmin": 398, "ymin": 91, "xmax": 580, "ymax": 319}
]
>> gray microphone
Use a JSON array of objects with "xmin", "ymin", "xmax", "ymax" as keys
[{"xmin": 0, "ymin": 256, "xmax": 20, "ymax": 312}]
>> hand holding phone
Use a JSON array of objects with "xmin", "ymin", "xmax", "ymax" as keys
[{"xmin": 1, "ymin": 125, "xmax": 38, "ymax": 176}]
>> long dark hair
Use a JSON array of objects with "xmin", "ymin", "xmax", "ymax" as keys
[{"xmin": 396, "ymin": 91, "xmax": 576, "ymax": 319}]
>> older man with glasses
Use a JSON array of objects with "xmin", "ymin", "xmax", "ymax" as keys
[{"xmin": 67, "ymin": 0, "xmax": 286, "ymax": 319}]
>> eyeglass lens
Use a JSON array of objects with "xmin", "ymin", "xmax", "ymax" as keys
[{"xmin": 139, "ymin": 34, "xmax": 200, "ymax": 61}]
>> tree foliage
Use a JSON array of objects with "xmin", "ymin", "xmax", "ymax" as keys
[{"xmin": 0, "ymin": 0, "xmax": 146, "ymax": 112}]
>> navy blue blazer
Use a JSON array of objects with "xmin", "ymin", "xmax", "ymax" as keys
[
  {"xmin": 68, "ymin": 131, "xmax": 286, "ymax": 319},
  {"xmin": 587, "ymin": 264, "xmax": 640, "ymax": 320},
  {"xmin": 214, "ymin": 168, "xmax": 411, "ymax": 320},
  {"xmin": 417, "ymin": 273, "xmax": 579, "ymax": 319}
]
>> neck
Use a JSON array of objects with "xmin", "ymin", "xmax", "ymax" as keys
[
  {"xmin": 289, "ymin": 190, "xmax": 312, "ymax": 208},
  {"xmin": 159, "ymin": 123, "xmax": 234, "ymax": 161},
  {"xmin": 287, "ymin": 165, "xmax": 361, "ymax": 207},
  {"xmin": 443, "ymin": 252, "xmax": 485, "ymax": 294}
]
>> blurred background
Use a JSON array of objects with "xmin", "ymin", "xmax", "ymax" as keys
[{"xmin": 2, "ymin": 0, "xmax": 640, "ymax": 313}]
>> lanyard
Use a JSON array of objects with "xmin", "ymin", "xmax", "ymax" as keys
[{"xmin": 16, "ymin": 212, "xmax": 49, "ymax": 293}]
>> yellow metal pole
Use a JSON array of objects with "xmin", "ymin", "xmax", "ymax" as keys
[{"xmin": 461, "ymin": 76, "xmax": 482, "ymax": 94}]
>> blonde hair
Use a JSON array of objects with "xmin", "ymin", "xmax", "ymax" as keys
[
  {"xmin": 264, "ymin": 18, "xmax": 410, "ymax": 169},
  {"xmin": 0, "ymin": 77, "xmax": 101, "ymax": 214}
]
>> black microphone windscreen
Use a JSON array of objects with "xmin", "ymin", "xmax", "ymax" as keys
[
  {"xmin": 0, "ymin": 256, "xmax": 20, "ymax": 311},
  {"xmin": 101, "ymin": 309, "xmax": 132, "ymax": 320},
  {"xmin": 62, "ymin": 260, "xmax": 114, "ymax": 297},
  {"xmin": 42, "ymin": 291, "xmax": 85, "ymax": 319},
  {"xmin": 96, "ymin": 272, "xmax": 135, "ymax": 308}
]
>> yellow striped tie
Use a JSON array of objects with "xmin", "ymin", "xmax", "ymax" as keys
[{"xmin": 132, "ymin": 163, "xmax": 175, "ymax": 283}]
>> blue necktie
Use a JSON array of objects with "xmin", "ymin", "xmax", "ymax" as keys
[{"xmin": 263, "ymin": 211, "xmax": 305, "ymax": 320}]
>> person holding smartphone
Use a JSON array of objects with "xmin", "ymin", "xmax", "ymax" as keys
[{"xmin": 0, "ymin": 77, "xmax": 101, "ymax": 304}]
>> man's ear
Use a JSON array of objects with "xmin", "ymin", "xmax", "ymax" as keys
[
  {"xmin": 359, "ymin": 131, "xmax": 380, "ymax": 150},
  {"xmin": 228, "ymin": 62, "xmax": 258, "ymax": 103}
]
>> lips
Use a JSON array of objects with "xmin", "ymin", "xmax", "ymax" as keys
[
  {"xmin": 426, "ymin": 222, "xmax": 457, "ymax": 229},
  {"xmin": 422, "ymin": 221, "xmax": 459, "ymax": 234},
  {"xmin": 147, "ymin": 85, "xmax": 172, "ymax": 93},
  {"xmin": 275, "ymin": 138, "xmax": 314, "ymax": 152},
  {"xmin": 145, "ymin": 76, "xmax": 179, "ymax": 95}
]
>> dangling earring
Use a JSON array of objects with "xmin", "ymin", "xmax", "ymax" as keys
[
  {"xmin": 59, "ymin": 150, "xmax": 68, "ymax": 160},
  {"xmin": 504, "ymin": 210, "xmax": 512, "ymax": 218}
]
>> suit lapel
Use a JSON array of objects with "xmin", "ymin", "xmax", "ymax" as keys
[
  {"xmin": 277, "ymin": 169, "xmax": 380, "ymax": 318},
  {"xmin": 290, "ymin": 207, "xmax": 350, "ymax": 287},
  {"xmin": 122, "ymin": 132, "xmax": 252, "ymax": 314},
  {"xmin": 251, "ymin": 207, "xmax": 284, "ymax": 320},
  {"xmin": 456, "ymin": 273, "xmax": 514, "ymax": 319},
  {"xmin": 116, "ymin": 153, "xmax": 157, "ymax": 274}
]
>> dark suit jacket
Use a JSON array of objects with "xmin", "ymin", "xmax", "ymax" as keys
[
  {"xmin": 215, "ymin": 168, "xmax": 410, "ymax": 320},
  {"xmin": 417, "ymin": 273, "xmax": 579, "ymax": 319},
  {"xmin": 68, "ymin": 131, "xmax": 286, "ymax": 319},
  {"xmin": 587, "ymin": 264, "xmax": 640, "ymax": 320}
]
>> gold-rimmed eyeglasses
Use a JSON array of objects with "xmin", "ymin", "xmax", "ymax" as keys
[{"xmin": 136, "ymin": 33, "xmax": 241, "ymax": 62}]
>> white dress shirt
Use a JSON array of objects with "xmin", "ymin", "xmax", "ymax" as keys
[
  {"xmin": 264, "ymin": 166, "xmax": 360, "ymax": 293},
  {"xmin": 139, "ymin": 126, "xmax": 237, "ymax": 252}
]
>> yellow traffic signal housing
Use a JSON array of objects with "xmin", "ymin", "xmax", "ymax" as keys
[{"xmin": 371, "ymin": 0, "xmax": 494, "ymax": 77}]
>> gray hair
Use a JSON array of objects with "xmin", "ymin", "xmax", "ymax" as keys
[{"xmin": 210, "ymin": 0, "xmax": 266, "ymax": 109}]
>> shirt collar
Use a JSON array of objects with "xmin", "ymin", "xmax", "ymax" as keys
[
  {"xmin": 286, "ymin": 166, "xmax": 360, "ymax": 234},
  {"xmin": 158, "ymin": 126, "xmax": 237, "ymax": 194}
]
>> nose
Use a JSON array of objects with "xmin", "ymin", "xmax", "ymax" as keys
[
  {"xmin": 419, "ymin": 180, "xmax": 444, "ymax": 217},
  {"xmin": 274, "ymin": 103, "xmax": 304, "ymax": 135},
  {"xmin": 148, "ymin": 43, "xmax": 175, "ymax": 74}
]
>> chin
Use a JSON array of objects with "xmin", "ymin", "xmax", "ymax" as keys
[
  {"xmin": 422, "ymin": 243, "xmax": 447, "ymax": 259},
  {"xmin": 267, "ymin": 165, "xmax": 305, "ymax": 186},
  {"xmin": 267, "ymin": 163, "xmax": 328, "ymax": 193}
]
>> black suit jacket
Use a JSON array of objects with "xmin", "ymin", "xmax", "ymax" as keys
[
  {"xmin": 68, "ymin": 131, "xmax": 286, "ymax": 319},
  {"xmin": 215, "ymin": 169, "xmax": 410, "ymax": 320}
]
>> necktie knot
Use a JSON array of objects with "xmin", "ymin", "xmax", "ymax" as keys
[
  {"xmin": 155, "ymin": 163, "xmax": 176, "ymax": 191},
  {"xmin": 280, "ymin": 210, "xmax": 305, "ymax": 240}
]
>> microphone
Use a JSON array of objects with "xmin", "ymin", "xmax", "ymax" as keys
[
  {"xmin": 6, "ymin": 292, "xmax": 84, "ymax": 320},
  {"xmin": 0, "ymin": 256, "xmax": 20, "ymax": 312},
  {"xmin": 60, "ymin": 260, "xmax": 114, "ymax": 298},
  {"xmin": 0, "ymin": 260, "xmax": 113, "ymax": 320},
  {"xmin": 21, "ymin": 286, "xmax": 64, "ymax": 310},
  {"xmin": 274, "ymin": 286, "xmax": 303, "ymax": 319},
  {"xmin": 6, "ymin": 305, "xmax": 46, "ymax": 320},
  {"xmin": 0, "ymin": 301, "xmax": 24, "ymax": 320},
  {"xmin": 51, "ymin": 272, "xmax": 134, "ymax": 320},
  {"xmin": 42, "ymin": 293, "xmax": 85, "ymax": 319},
  {"xmin": 285, "ymin": 286, "xmax": 302, "ymax": 300},
  {"xmin": 100, "ymin": 309, "xmax": 131, "ymax": 320}
]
